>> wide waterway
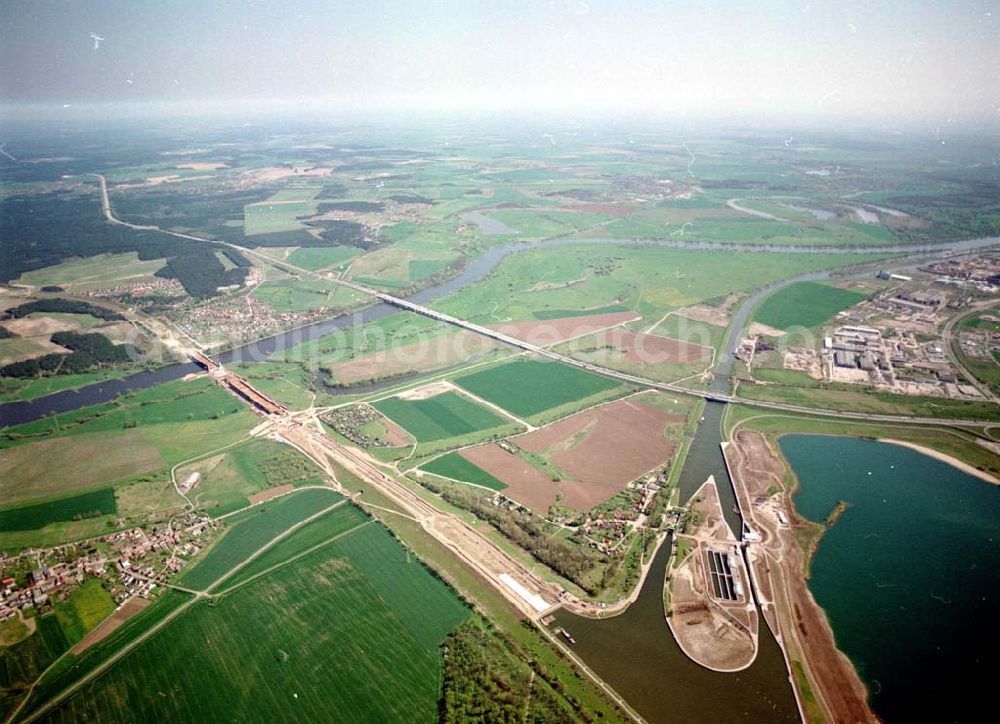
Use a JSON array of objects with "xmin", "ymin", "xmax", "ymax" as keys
[
  {"xmin": 4, "ymin": 233, "xmax": 997, "ymax": 428},
  {"xmin": 780, "ymin": 435, "xmax": 1000, "ymax": 722},
  {"xmin": 553, "ymin": 399, "xmax": 800, "ymax": 722},
  {"xmin": 3, "ymin": 231, "xmax": 998, "ymax": 718}
]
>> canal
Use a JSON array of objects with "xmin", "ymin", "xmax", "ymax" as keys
[{"xmin": 4, "ymin": 233, "xmax": 997, "ymax": 428}]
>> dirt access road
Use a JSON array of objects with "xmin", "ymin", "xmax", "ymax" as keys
[
  {"xmin": 723, "ymin": 430, "xmax": 875, "ymax": 723},
  {"xmin": 276, "ymin": 416, "xmax": 563, "ymax": 620}
]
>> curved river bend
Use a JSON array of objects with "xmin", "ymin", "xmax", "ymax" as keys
[
  {"xmin": 4, "ymin": 233, "xmax": 997, "ymax": 428},
  {"xmin": 3, "ymin": 231, "xmax": 998, "ymax": 719}
]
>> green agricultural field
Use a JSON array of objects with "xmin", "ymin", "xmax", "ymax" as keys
[
  {"xmin": 421, "ymin": 453, "xmax": 506, "ymax": 490},
  {"xmin": 0, "ymin": 378, "xmax": 257, "ymax": 524},
  {"xmin": 18, "ymin": 590, "xmax": 192, "ymax": 721},
  {"xmin": 409, "ymin": 258, "xmax": 451, "ymax": 280},
  {"xmin": 372, "ymin": 391, "xmax": 508, "ymax": 442},
  {"xmin": 737, "ymin": 376, "xmax": 999, "ymax": 422},
  {"xmin": 40, "ymin": 524, "xmax": 468, "ymax": 723},
  {"xmin": 179, "ymin": 488, "xmax": 343, "ymax": 591},
  {"xmin": 353, "ymin": 275, "xmax": 410, "ymax": 289},
  {"xmin": 330, "ymin": 524, "xmax": 469, "ymax": 647},
  {"xmin": 0, "ymin": 337, "xmax": 55, "ymax": 366},
  {"xmin": 0, "ymin": 615, "xmax": 69, "ymax": 719},
  {"xmin": 434, "ymin": 244, "xmax": 885, "ymax": 326},
  {"xmin": 286, "ymin": 245, "xmax": 360, "ymax": 271},
  {"xmin": 0, "ymin": 618, "xmax": 30, "ymax": 648},
  {"xmin": 533, "ymin": 303, "xmax": 629, "ymax": 320},
  {"xmin": 955, "ymin": 312, "xmax": 1000, "ymax": 396},
  {"xmin": 53, "ymin": 580, "xmax": 115, "ymax": 646},
  {"xmin": 14, "ymin": 253, "xmax": 168, "ymax": 292},
  {"xmin": 0, "ymin": 488, "xmax": 116, "ymax": 532},
  {"xmin": 651, "ymin": 313, "xmax": 727, "ymax": 351},
  {"xmin": 276, "ymin": 311, "xmax": 456, "ymax": 371},
  {"xmin": 453, "ymin": 359, "xmax": 622, "ymax": 419},
  {"xmin": 753, "ymin": 281, "xmax": 867, "ymax": 331},
  {"xmin": 0, "ymin": 377, "xmax": 247, "ymax": 443},
  {"xmin": 251, "ymin": 278, "xmax": 366, "ymax": 313},
  {"xmin": 484, "ymin": 209, "xmax": 612, "ymax": 238},
  {"xmin": 267, "ymin": 187, "xmax": 322, "ymax": 202},
  {"xmin": 220, "ymin": 504, "xmax": 371, "ymax": 590},
  {"xmin": 230, "ymin": 361, "xmax": 317, "ymax": 411}
]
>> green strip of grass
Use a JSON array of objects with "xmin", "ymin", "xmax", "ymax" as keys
[
  {"xmin": 373, "ymin": 391, "xmax": 507, "ymax": 442},
  {"xmin": 0, "ymin": 488, "xmax": 116, "ymax": 532},
  {"xmin": 532, "ymin": 303, "xmax": 628, "ymax": 320},
  {"xmin": 454, "ymin": 359, "xmax": 621, "ymax": 419},
  {"xmin": 421, "ymin": 453, "xmax": 507, "ymax": 490}
]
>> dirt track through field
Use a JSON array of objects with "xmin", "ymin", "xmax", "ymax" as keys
[{"xmin": 727, "ymin": 429, "xmax": 875, "ymax": 723}]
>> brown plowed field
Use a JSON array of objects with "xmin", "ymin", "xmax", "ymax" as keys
[
  {"xmin": 380, "ymin": 415, "xmax": 414, "ymax": 447},
  {"xmin": 455, "ymin": 396, "xmax": 681, "ymax": 513},
  {"xmin": 248, "ymin": 483, "xmax": 295, "ymax": 505},
  {"xmin": 459, "ymin": 444, "xmax": 560, "ymax": 512},
  {"xmin": 519, "ymin": 397, "xmax": 677, "ymax": 488},
  {"xmin": 71, "ymin": 596, "xmax": 150, "ymax": 655},
  {"xmin": 561, "ymin": 479, "xmax": 626, "ymax": 511},
  {"xmin": 492, "ymin": 310, "xmax": 639, "ymax": 346}
]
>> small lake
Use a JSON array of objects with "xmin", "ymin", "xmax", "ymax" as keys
[
  {"xmin": 780, "ymin": 435, "xmax": 1000, "ymax": 722},
  {"xmin": 780, "ymin": 203, "xmax": 837, "ymax": 221}
]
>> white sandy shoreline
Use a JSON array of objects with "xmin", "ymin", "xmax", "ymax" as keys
[{"xmin": 879, "ymin": 439, "xmax": 999, "ymax": 485}]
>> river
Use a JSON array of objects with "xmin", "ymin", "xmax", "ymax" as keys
[
  {"xmin": 780, "ymin": 435, "xmax": 1000, "ymax": 722},
  {"xmin": 4, "ymin": 233, "xmax": 997, "ymax": 428},
  {"xmin": 4, "ymin": 229, "xmax": 999, "ymax": 718},
  {"xmin": 553, "ymin": 398, "xmax": 801, "ymax": 722}
]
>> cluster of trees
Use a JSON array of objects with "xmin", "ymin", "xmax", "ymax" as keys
[
  {"xmin": 431, "ymin": 483, "xmax": 596, "ymax": 592},
  {"xmin": 388, "ymin": 194, "xmax": 434, "ymax": 205},
  {"xmin": 164, "ymin": 248, "xmax": 249, "ymax": 298},
  {"xmin": 0, "ymin": 331, "xmax": 136, "ymax": 378},
  {"xmin": 300, "ymin": 219, "xmax": 376, "ymax": 249},
  {"xmin": 439, "ymin": 620, "xmax": 573, "ymax": 723},
  {"xmin": 257, "ymin": 449, "xmax": 321, "ymax": 487},
  {"xmin": 2, "ymin": 298, "xmax": 125, "ymax": 321},
  {"xmin": 0, "ymin": 192, "xmax": 252, "ymax": 300}
]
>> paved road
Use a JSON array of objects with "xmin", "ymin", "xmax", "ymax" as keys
[
  {"xmin": 94, "ymin": 174, "xmax": 998, "ymax": 431},
  {"xmin": 940, "ymin": 302, "xmax": 1000, "ymax": 404}
]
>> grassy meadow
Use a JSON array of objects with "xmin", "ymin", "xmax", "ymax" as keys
[
  {"xmin": 372, "ymin": 391, "xmax": 509, "ymax": 442},
  {"xmin": 753, "ymin": 281, "xmax": 867, "ymax": 330}
]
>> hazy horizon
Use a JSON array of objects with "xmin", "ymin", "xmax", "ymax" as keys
[{"xmin": 1, "ymin": 0, "xmax": 998, "ymax": 126}]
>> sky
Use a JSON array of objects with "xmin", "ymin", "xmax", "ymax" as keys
[{"xmin": 1, "ymin": 0, "xmax": 997, "ymax": 123}]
